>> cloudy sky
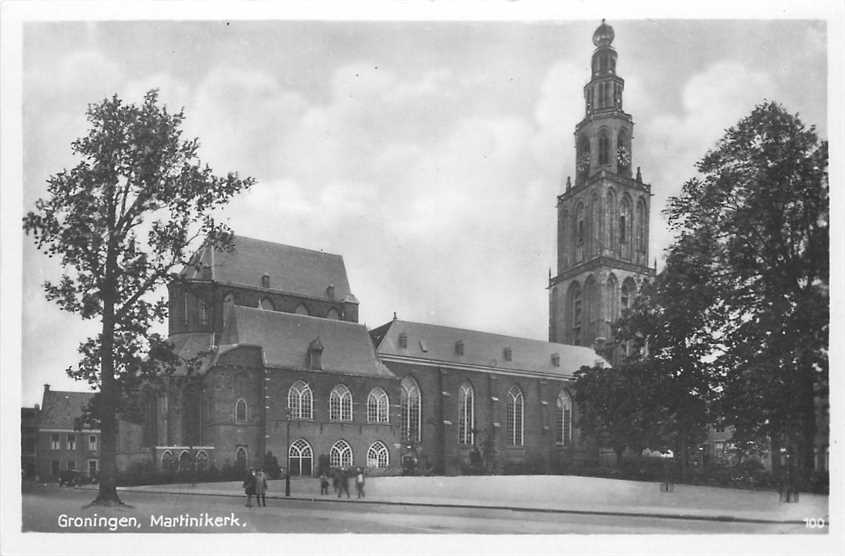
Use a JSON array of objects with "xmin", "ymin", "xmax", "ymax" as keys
[{"xmin": 19, "ymin": 18, "xmax": 827, "ymax": 405}]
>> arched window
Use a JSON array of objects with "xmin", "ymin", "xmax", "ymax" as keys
[
  {"xmin": 577, "ymin": 136, "xmax": 591, "ymax": 175},
  {"xmin": 458, "ymin": 383, "xmax": 475, "ymax": 445},
  {"xmin": 584, "ymin": 275, "xmax": 598, "ymax": 340},
  {"xmin": 288, "ymin": 380, "xmax": 313, "ymax": 420},
  {"xmin": 621, "ymin": 278, "xmax": 636, "ymax": 313},
  {"xmin": 260, "ymin": 297, "xmax": 275, "ymax": 311},
  {"xmin": 598, "ymin": 130, "xmax": 610, "ymax": 165},
  {"xmin": 182, "ymin": 382, "xmax": 202, "ymax": 445},
  {"xmin": 400, "ymin": 377, "xmax": 422, "ymax": 442},
  {"xmin": 142, "ymin": 390, "xmax": 158, "ymax": 446},
  {"xmin": 199, "ymin": 301, "xmax": 208, "ymax": 326},
  {"xmin": 600, "ymin": 53, "xmax": 608, "ymax": 73},
  {"xmin": 606, "ymin": 273, "xmax": 620, "ymax": 325},
  {"xmin": 605, "ymin": 189, "xmax": 617, "ymax": 251},
  {"xmin": 568, "ymin": 281, "xmax": 582, "ymax": 345},
  {"xmin": 619, "ymin": 195, "xmax": 633, "ymax": 258},
  {"xmin": 234, "ymin": 398, "xmax": 247, "ymax": 424},
  {"xmin": 183, "ymin": 292, "xmax": 190, "ymax": 325},
  {"xmin": 367, "ymin": 387, "xmax": 390, "ymax": 423},
  {"xmin": 636, "ymin": 198, "xmax": 647, "ymax": 255},
  {"xmin": 506, "ymin": 386, "xmax": 524, "ymax": 446},
  {"xmin": 161, "ymin": 450, "xmax": 175, "ymax": 471},
  {"xmin": 295, "ymin": 304, "xmax": 310, "ymax": 316},
  {"xmin": 575, "ymin": 202, "xmax": 585, "ymax": 263},
  {"xmin": 591, "ymin": 193, "xmax": 601, "ymax": 256},
  {"xmin": 555, "ymin": 391, "xmax": 574, "ymax": 447},
  {"xmin": 196, "ymin": 450, "xmax": 209, "ymax": 472},
  {"xmin": 367, "ymin": 441, "xmax": 390, "ymax": 469},
  {"xmin": 179, "ymin": 450, "xmax": 193, "ymax": 472},
  {"xmin": 329, "ymin": 384, "xmax": 353, "ymax": 422},
  {"xmin": 398, "ymin": 332, "xmax": 408, "ymax": 349},
  {"xmin": 326, "ymin": 307, "xmax": 340, "ymax": 320},
  {"xmin": 223, "ymin": 292, "xmax": 235, "ymax": 321},
  {"xmin": 289, "ymin": 439, "xmax": 313, "ymax": 476},
  {"xmin": 235, "ymin": 446, "xmax": 247, "ymax": 470},
  {"xmin": 261, "ymin": 274, "xmax": 270, "ymax": 289},
  {"xmin": 330, "ymin": 439, "xmax": 353, "ymax": 469}
]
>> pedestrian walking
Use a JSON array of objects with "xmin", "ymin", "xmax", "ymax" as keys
[
  {"xmin": 243, "ymin": 468, "xmax": 256, "ymax": 507},
  {"xmin": 355, "ymin": 467, "xmax": 366, "ymax": 499},
  {"xmin": 319, "ymin": 471, "xmax": 330, "ymax": 495},
  {"xmin": 255, "ymin": 468, "xmax": 268, "ymax": 507},
  {"xmin": 338, "ymin": 467, "xmax": 351, "ymax": 499}
]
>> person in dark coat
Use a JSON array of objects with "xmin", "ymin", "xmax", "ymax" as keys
[
  {"xmin": 243, "ymin": 468, "xmax": 257, "ymax": 507},
  {"xmin": 319, "ymin": 471, "xmax": 330, "ymax": 495},
  {"xmin": 338, "ymin": 467, "xmax": 351, "ymax": 499},
  {"xmin": 332, "ymin": 467, "xmax": 341, "ymax": 496},
  {"xmin": 255, "ymin": 468, "xmax": 268, "ymax": 507}
]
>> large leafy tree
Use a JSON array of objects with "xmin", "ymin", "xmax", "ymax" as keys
[
  {"xmin": 665, "ymin": 101, "xmax": 828, "ymax": 484},
  {"xmin": 24, "ymin": 90, "xmax": 254, "ymax": 505}
]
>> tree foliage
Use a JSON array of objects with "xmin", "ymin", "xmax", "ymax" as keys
[
  {"xmin": 665, "ymin": 101, "xmax": 828, "ymax": 481},
  {"xmin": 23, "ymin": 90, "xmax": 254, "ymax": 503}
]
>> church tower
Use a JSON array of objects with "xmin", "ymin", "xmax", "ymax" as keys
[{"xmin": 549, "ymin": 20, "xmax": 655, "ymax": 348}]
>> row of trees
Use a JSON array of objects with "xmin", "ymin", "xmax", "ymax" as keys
[{"xmin": 574, "ymin": 101, "xmax": 829, "ymax": 485}]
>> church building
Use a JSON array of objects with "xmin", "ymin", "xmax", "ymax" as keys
[{"xmin": 119, "ymin": 20, "xmax": 651, "ymax": 477}]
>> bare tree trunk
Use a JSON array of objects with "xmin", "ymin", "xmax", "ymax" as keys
[{"xmin": 91, "ymin": 259, "xmax": 123, "ymax": 505}]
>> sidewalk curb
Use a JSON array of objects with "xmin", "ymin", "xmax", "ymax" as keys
[{"xmin": 103, "ymin": 485, "xmax": 815, "ymax": 526}]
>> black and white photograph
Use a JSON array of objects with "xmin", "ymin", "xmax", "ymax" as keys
[{"xmin": 1, "ymin": 1, "xmax": 841, "ymax": 554}]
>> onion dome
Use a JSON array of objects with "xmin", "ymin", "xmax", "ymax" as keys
[{"xmin": 592, "ymin": 19, "xmax": 615, "ymax": 47}]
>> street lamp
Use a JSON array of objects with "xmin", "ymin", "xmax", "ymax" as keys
[{"xmin": 285, "ymin": 407, "xmax": 291, "ymax": 497}]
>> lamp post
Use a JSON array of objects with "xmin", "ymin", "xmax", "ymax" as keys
[{"xmin": 285, "ymin": 408, "xmax": 291, "ymax": 497}]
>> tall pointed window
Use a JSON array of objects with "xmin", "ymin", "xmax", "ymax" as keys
[
  {"xmin": 400, "ymin": 377, "xmax": 421, "ymax": 442},
  {"xmin": 289, "ymin": 439, "xmax": 313, "ymax": 476},
  {"xmin": 329, "ymin": 384, "xmax": 353, "ymax": 422},
  {"xmin": 288, "ymin": 380, "xmax": 313, "ymax": 420},
  {"xmin": 234, "ymin": 398, "xmax": 247, "ymax": 424},
  {"xmin": 235, "ymin": 446, "xmax": 247, "ymax": 470},
  {"xmin": 199, "ymin": 301, "xmax": 208, "ymax": 326},
  {"xmin": 457, "ymin": 383, "xmax": 475, "ymax": 445},
  {"xmin": 598, "ymin": 131, "xmax": 610, "ymax": 165},
  {"xmin": 367, "ymin": 441, "xmax": 390, "ymax": 469},
  {"xmin": 506, "ymin": 386, "xmax": 524, "ymax": 446},
  {"xmin": 330, "ymin": 440, "xmax": 353, "ymax": 468},
  {"xmin": 636, "ymin": 198, "xmax": 647, "ymax": 254},
  {"xmin": 555, "ymin": 391, "xmax": 574, "ymax": 447},
  {"xmin": 367, "ymin": 387, "xmax": 390, "ymax": 423}
]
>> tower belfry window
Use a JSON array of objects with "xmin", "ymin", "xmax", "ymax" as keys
[{"xmin": 599, "ymin": 133, "xmax": 610, "ymax": 165}]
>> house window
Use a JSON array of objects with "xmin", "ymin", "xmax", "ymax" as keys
[
  {"xmin": 506, "ymin": 386, "xmax": 524, "ymax": 446},
  {"xmin": 289, "ymin": 439, "xmax": 313, "ymax": 476},
  {"xmin": 235, "ymin": 446, "xmax": 248, "ymax": 470},
  {"xmin": 260, "ymin": 297, "xmax": 275, "ymax": 311},
  {"xmin": 551, "ymin": 353, "xmax": 560, "ymax": 367},
  {"xmin": 400, "ymin": 377, "xmax": 422, "ymax": 442},
  {"xmin": 51, "ymin": 434, "xmax": 60, "ymax": 450},
  {"xmin": 503, "ymin": 347, "xmax": 512, "ymax": 362},
  {"xmin": 51, "ymin": 460, "xmax": 60, "ymax": 477},
  {"xmin": 367, "ymin": 387, "xmax": 390, "ymax": 423},
  {"xmin": 458, "ymin": 383, "xmax": 475, "ymax": 445},
  {"xmin": 65, "ymin": 433, "xmax": 75, "ymax": 450},
  {"xmin": 555, "ymin": 391, "xmax": 573, "ymax": 447},
  {"xmin": 89, "ymin": 435, "xmax": 97, "ymax": 451},
  {"xmin": 330, "ymin": 439, "xmax": 353, "ymax": 469},
  {"xmin": 235, "ymin": 399, "xmax": 248, "ymax": 424},
  {"xmin": 326, "ymin": 307, "xmax": 340, "ymax": 320},
  {"xmin": 261, "ymin": 274, "xmax": 270, "ymax": 289},
  {"xmin": 88, "ymin": 460, "xmax": 98, "ymax": 477},
  {"xmin": 288, "ymin": 381, "xmax": 313, "ymax": 420},
  {"xmin": 455, "ymin": 340, "xmax": 464, "ymax": 356},
  {"xmin": 329, "ymin": 385, "xmax": 353, "ymax": 422},
  {"xmin": 398, "ymin": 332, "xmax": 408, "ymax": 349},
  {"xmin": 367, "ymin": 441, "xmax": 389, "ymax": 469},
  {"xmin": 67, "ymin": 460, "xmax": 76, "ymax": 471}
]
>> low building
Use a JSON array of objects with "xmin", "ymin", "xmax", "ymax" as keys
[{"xmin": 36, "ymin": 385, "xmax": 100, "ymax": 481}]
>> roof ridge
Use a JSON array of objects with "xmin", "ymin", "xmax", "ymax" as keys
[
  {"xmin": 229, "ymin": 235, "xmax": 344, "ymax": 259},
  {"xmin": 387, "ymin": 319, "xmax": 593, "ymax": 350},
  {"xmin": 233, "ymin": 305, "xmax": 367, "ymax": 330}
]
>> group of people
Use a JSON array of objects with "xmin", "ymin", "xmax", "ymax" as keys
[
  {"xmin": 242, "ymin": 468, "xmax": 269, "ymax": 507},
  {"xmin": 243, "ymin": 466, "xmax": 367, "ymax": 506},
  {"xmin": 319, "ymin": 467, "xmax": 366, "ymax": 499}
]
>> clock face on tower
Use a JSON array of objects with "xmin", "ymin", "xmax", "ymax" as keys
[
  {"xmin": 577, "ymin": 151, "xmax": 591, "ymax": 173},
  {"xmin": 616, "ymin": 145, "xmax": 631, "ymax": 168}
]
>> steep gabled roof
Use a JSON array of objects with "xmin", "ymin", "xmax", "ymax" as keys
[
  {"xmin": 372, "ymin": 319, "xmax": 606, "ymax": 379},
  {"xmin": 39, "ymin": 389, "xmax": 95, "ymax": 429},
  {"xmin": 181, "ymin": 235, "xmax": 357, "ymax": 303},
  {"xmin": 219, "ymin": 305, "xmax": 394, "ymax": 379}
]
